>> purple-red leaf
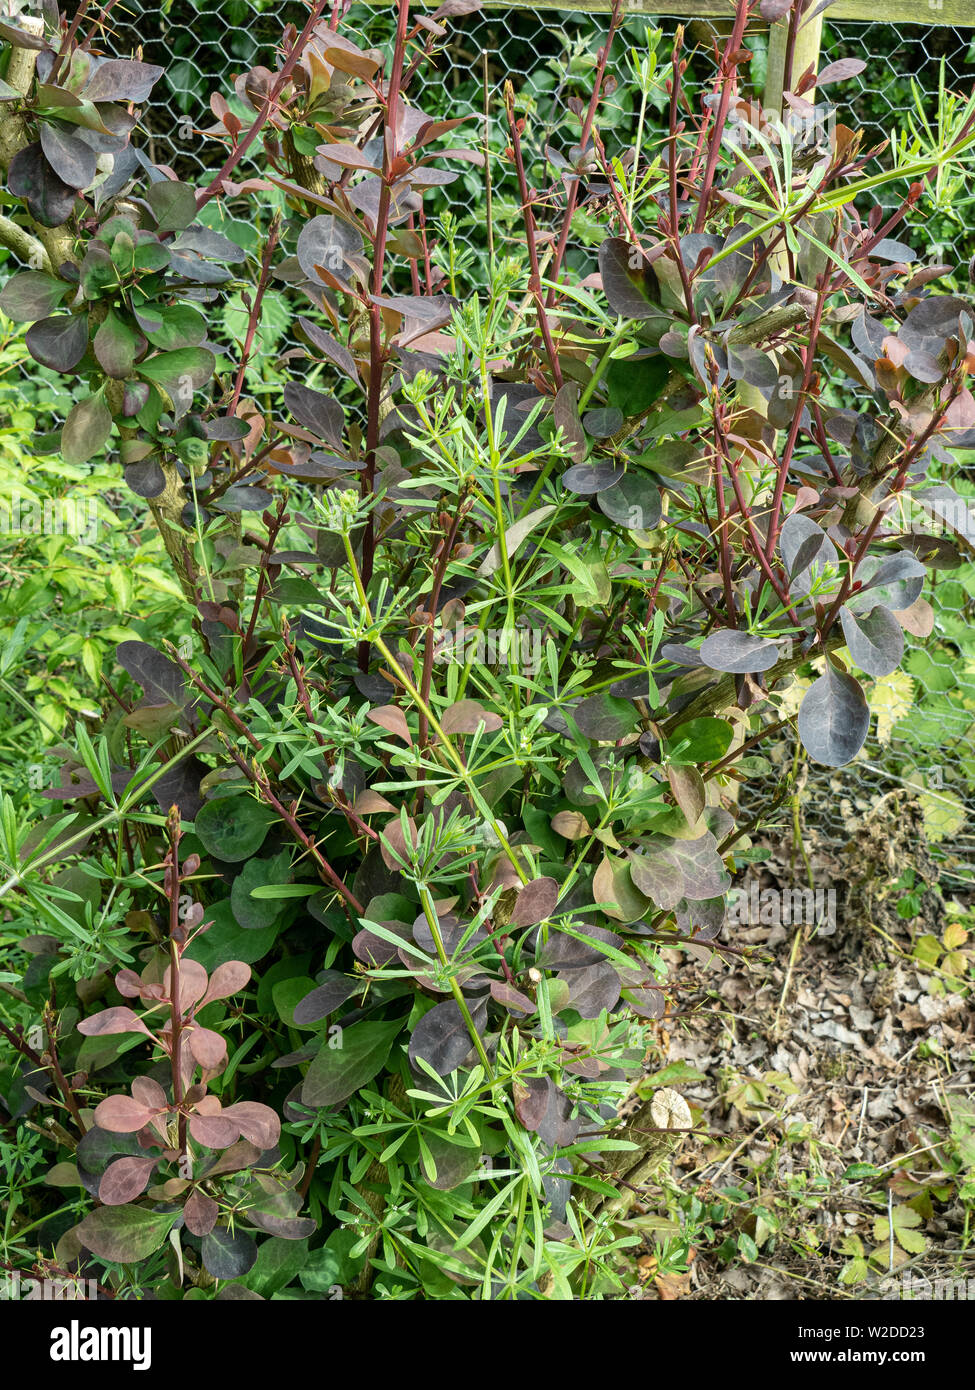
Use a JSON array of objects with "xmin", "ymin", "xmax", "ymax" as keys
[
  {"xmin": 93, "ymin": 1095, "xmax": 154, "ymax": 1133},
  {"xmin": 78, "ymin": 1007, "xmax": 153, "ymax": 1040},
  {"xmin": 98, "ymin": 1156, "xmax": 158, "ymax": 1205}
]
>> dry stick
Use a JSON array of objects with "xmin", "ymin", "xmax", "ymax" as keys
[
  {"xmin": 544, "ymin": 0, "xmax": 623, "ymax": 307},
  {"xmin": 774, "ymin": 757, "xmax": 815, "ymax": 1037},
  {"xmin": 503, "ymin": 84, "xmax": 563, "ymax": 390}
]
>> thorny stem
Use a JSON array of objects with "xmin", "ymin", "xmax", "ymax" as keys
[
  {"xmin": 195, "ymin": 0, "xmax": 332, "ymax": 212},
  {"xmin": 219, "ymin": 737, "xmax": 364, "ymax": 921},
  {"xmin": 279, "ymin": 620, "xmax": 380, "ymax": 844},
  {"xmin": 692, "ymin": 0, "xmax": 752, "ymax": 232},
  {"xmin": 228, "ymin": 214, "xmax": 281, "ymax": 417},
  {"xmin": 360, "ymin": 0, "xmax": 412, "ymax": 671},
  {"xmin": 164, "ymin": 815, "xmax": 188, "ymax": 1162},
  {"xmin": 764, "ymin": 230, "xmax": 838, "ymax": 561},
  {"xmin": 0, "ymin": 1017, "xmax": 87, "ymax": 1135},
  {"xmin": 544, "ymin": 0, "xmax": 623, "ymax": 306},
  {"xmin": 242, "ymin": 492, "xmax": 290, "ymax": 656},
  {"xmin": 819, "ymin": 373, "xmax": 965, "ymax": 644},
  {"xmin": 664, "ymin": 31, "xmax": 698, "ymax": 324},
  {"xmin": 503, "ymin": 84, "xmax": 563, "ymax": 389}
]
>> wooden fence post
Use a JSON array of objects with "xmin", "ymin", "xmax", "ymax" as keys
[
  {"xmin": 735, "ymin": 4, "xmax": 825, "ymax": 488},
  {"xmin": 764, "ymin": 4, "xmax": 825, "ymax": 119}
]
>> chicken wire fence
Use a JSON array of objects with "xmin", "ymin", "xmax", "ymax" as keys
[{"xmin": 2, "ymin": 0, "xmax": 974, "ymax": 887}]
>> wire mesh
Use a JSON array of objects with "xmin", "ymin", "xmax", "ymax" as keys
[{"xmin": 96, "ymin": 6, "xmax": 975, "ymax": 266}]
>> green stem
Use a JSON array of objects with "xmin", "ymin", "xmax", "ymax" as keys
[
  {"xmin": 340, "ymin": 531, "xmax": 528, "ymax": 885},
  {"xmin": 0, "ymin": 728, "xmax": 213, "ymax": 901},
  {"xmin": 419, "ymin": 886, "xmax": 494, "ymax": 1078}
]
